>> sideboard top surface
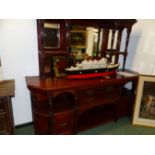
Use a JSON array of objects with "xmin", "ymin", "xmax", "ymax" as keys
[{"xmin": 26, "ymin": 70, "xmax": 138, "ymax": 92}]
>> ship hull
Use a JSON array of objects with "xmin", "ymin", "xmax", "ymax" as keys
[
  {"xmin": 65, "ymin": 67, "xmax": 117, "ymax": 79},
  {"xmin": 66, "ymin": 71, "xmax": 116, "ymax": 79}
]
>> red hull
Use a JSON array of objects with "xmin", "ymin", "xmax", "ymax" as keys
[{"xmin": 66, "ymin": 71, "xmax": 116, "ymax": 79}]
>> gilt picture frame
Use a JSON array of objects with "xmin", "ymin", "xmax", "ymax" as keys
[
  {"xmin": 133, "ymin": 75, "xmax": 155, "ymax": 127},
  {"xmin": 70, "ymin": 30, "xmax": 87, "ymax": 49}
]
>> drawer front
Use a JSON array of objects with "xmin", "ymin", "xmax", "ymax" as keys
[
  {"xmin": 78, "ymin": 89, "xmax": 96, "ymax": 98},
  {"xmin": 97, "ymin": 86, "xmax": 121, "ymax": 96},
  {"xmin": 53, "ymin": 111, "xmax": 74, "ymax": 134},
  {"xmin": 78, "ymin": 86, "xmax": 122, "ymax": 107}
]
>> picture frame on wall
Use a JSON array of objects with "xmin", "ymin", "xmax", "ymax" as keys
[{"xmin": 133, "ymin": 75, "xmax": 155, "ymax": 127}]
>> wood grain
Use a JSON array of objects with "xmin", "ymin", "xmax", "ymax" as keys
[{"xmin": 0, "ymin": 80, "xmax": 15, "ymax": 97}]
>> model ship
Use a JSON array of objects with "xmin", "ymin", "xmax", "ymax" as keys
[{"xmin": 65, "ymin": 57, "xmax": 119, "ymax": 79}]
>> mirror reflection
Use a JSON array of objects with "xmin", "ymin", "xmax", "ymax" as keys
[
  {"xmin": 70, "ymin": 26, "xmax": 103, "ymax": 61},
  {"xmin": 43, "ymin": 23, "xmax": 60, "ymax": 48},
  {"xmin": 43, "ymin": 23, "xmax": 122, "ymax": 65}
]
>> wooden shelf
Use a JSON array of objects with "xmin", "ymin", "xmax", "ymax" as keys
[{"xmin": 77, "ymin": 106, "xmax": 115, "ymax": 132}]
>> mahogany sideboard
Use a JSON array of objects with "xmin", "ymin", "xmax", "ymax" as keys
[{"xmin": 26, "ymin": 70, "xmax": 138, "ymax": 135}]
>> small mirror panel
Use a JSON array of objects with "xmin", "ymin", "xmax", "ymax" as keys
[{"xmin": 43, "ymin": 23, "xmax": 60, "ymax": 48}]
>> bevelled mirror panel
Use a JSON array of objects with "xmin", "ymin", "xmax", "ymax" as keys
[{"xmin": 43, "ymin": 23, "xmax": 60, "ymax": 48}]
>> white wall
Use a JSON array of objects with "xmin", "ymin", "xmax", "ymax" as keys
[
  {"xmin": 126, "ymin": 19, "xmax": 155, "ymax": 74},
  {"xmin": 0, "ymin": 20, "xmax": 39, "ymax": 125},
  {"xmin": 0, "ymin": 19, "xmax": 155, "ymax": 125}
]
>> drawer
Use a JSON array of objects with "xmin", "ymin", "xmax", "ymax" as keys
[
  {"xmin": 78, "ymin": 86, "xmax": 121, "ymax": 99},
  {"xmin": 97, "ymin": 86, "xmax": 122, "ymax": 96},
  {"xmin": 78, "ymin": 89, "xmax": 97, "ymax": 98},
  {"xmin": 78, "ymin": 86, "xmax": 121, "ymax": 105},
  {"xmin": 53, "ymin": 111, "xmax": 74, "ymax": 134},
  {"xmin": 79, "ymin": 96, "xmax": 96, "ymax": 105}
]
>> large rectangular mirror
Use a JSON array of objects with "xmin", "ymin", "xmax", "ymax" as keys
[
  {"xmin": 70, "ymin": 24, "xmax": 127, "ymax": 66},
  {"xmin": 70, "ymin": 25, "xmax": 103, "ymax": 61}
]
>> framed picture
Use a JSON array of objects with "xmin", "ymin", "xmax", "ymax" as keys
[
  {"xmin": 70, "ymin": 30, "xmax": 87, "ymax": 49},
  {"xmin": 53, "ymin": 56, "xmax": 68, "ymax": 78},
  {"xmin": 133, "ymin": 75, "xmax": 155, "ymax": 127}
]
